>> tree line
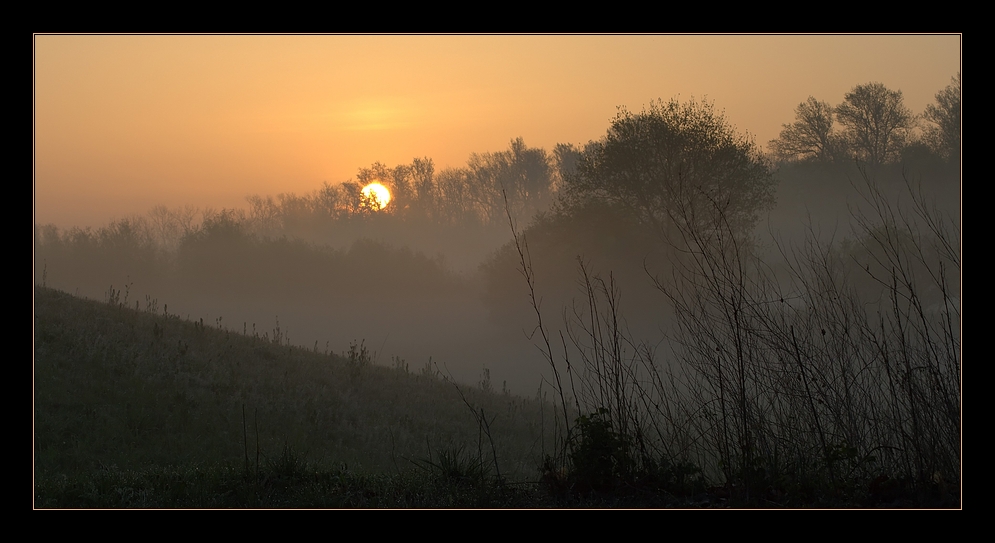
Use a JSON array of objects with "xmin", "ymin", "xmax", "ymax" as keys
[
  {"xmin": 768, "ymin": 74, "xmax": 961, "ymax": 166},
  {"xmin": 244, "ymin": 137, "xmax": 572, "ymax": 242},
  {"xmin": 35, "ymin": 73, "xmax": 961, "ymax": 299},
  {"xmin": 241, "ymin": 74, "xmax": 960, "ymax": 248}
]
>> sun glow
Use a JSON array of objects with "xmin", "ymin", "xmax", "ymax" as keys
[{"xmin": 361, "ymin": 182, "xmax": 392, "ymax": 210}]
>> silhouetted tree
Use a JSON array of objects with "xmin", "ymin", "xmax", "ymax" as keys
[
  {"xmin": 465, "ymin": 138, "xmax": 555, "ymax": 224},
  {"xmin": 410, "ymin": 157, "xmax": 436, "ymax": 217},
  {"xmin": 835, "ymin": 82, "xmax": 916, "ymax": 165},
  {"xmin": 768, "ymin": 97, "xmax": 845, "ymax": 163},
  {"xmin": 565, "ymin": 98, "xmax": 775, "ymax": 239},
  {"xmin": 553, "ymin": 143, "xmax": 583, "ymax": 188},
  {"xmin": 312, "ymin": 182, "xmax": 348, "ymax": 219},
  {"xmin": 356, "ymin": 162, "xmax": 409, "ymax": 214},
  {"xmin": 352, "ymin": 158, "xmax": 437, "ymax": 219},
  {"xmin": 435, "ymin": 167, "xmax": 479, "ymax": 226},
  {"xmin": 923, "ymin": 73, "xmax": 961, "ymax": 162},
  {"xmin": 340, "ymin": 180, "xmax": 365, "ymax": 215},
  {"xmin": 147, "ymin": 205, "xmax": 198, "ymax": 254}
]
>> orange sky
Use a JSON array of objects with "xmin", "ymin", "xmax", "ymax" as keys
[{"xmin": 33, "ymin": 34, "xmax": 961, "ymax": 229}]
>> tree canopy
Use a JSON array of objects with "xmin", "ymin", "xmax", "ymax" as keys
[
  {"xmin": 564, "ymin": 98, "xmax": 775, "ymax": 238},
  {"xmin": 835, "ymin": 82, "xmax": 916, "ymax": 166},
  {"xmin": 464, "ymin": 137, "xmax": 554, "ymax": 224},
  {"xmin": 768, "ymin": 97, "xmax": 843, "ymax": 163},
  {"xmin": 923, "ymin": 72, "xmax": 961, "ymax": 162}
]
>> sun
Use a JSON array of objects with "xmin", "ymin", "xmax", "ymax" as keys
[{"xmin": 361, "ymin": 182, "xmax": 392, "ymax": 211}]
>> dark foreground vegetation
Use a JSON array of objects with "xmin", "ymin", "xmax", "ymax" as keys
[
  {"xmin": 34, "ymin": 285, "xmax": 544, "ymax": 507},
  {"xmin": 486, "ymin": 100, "xmax": 960, "ymax": 509},
  {"xmin": 34, "ymin": 285, "xmax": 711, "ymax": 508},
  {"xmin": 34, "ymin": 162, "xmax": 960, "ymax": 508}
]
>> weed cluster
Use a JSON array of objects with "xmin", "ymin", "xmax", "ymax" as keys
[{"xmin": 508, "ymin": 169, "xmax": 959, "ymax": 507}]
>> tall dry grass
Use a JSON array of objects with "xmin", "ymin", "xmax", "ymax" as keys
[{"xmin": 516, "ymin": 169, "xmax": 959, "ymax": 505}]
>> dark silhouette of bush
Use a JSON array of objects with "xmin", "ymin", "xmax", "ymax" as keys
[{"xmin": 563, "ymin": 97, "xmax": 775, "ymax": 243}]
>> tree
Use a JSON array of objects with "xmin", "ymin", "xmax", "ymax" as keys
[
  {"xmin": 348, "ymin": 158, "xmax": 436, "ymax": 219},
  {"xmin": 465, "ymin": 138, "xmax": 554, "ymax": 224},
  {"xmin": 552, "ymin": 142, "xmax": 580, "ymax": 194},
  {"xmin": 768, "ymin": 97, "xmax": 845, "ymax": 163},
  {"xmin": 410, "ymin": 157, "xmax": 436, "ymax": 217},
  {"xmin": 565, "ymin": 98, "xmax": 775, "ymax": 239},
  {"xmin": 434, "ymin": 167, "xmax": 478, "ymax": 226},
  {"xmin": 923, "ymin": 72, "xmax": 961, "ymax": 162},
  {"xmin": 356, "ymin": 162, "xmax": 410, "ymax": 214},
  {"xmin": 835, "ymin": 82, "xmax": 916, "ymax": 165}
]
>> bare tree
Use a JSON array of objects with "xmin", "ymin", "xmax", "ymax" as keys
[
  {"xmin": 835, "ymin": 83, "xmax": 916, "ymax": 165},
  {"xmin": 923, "ymin": 73, "xmax": 961, "ymax": 162},
  {"xmin": 768, "ymin": 97, "xmax": 844, "ymax": 163},
  {"xmin": 465, "ymin": 138, "xmax": 555, "ymax": 224}
]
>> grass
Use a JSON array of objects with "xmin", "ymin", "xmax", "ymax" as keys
[
  {"xmin": 30, "ymin": 285, "xmax": 775, "ymax": 508},
  {"xmin": 33, "ymin": 285, "xmax": 554, "ymax": 507},
  {"xmin": 35, "ymin": 457, "xmax": 547, "ymax": 509},
  {"xmin": 499, "ymin": 169, "xmax": 960, "ymax": 508}
]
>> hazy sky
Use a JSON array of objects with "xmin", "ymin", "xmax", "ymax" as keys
[{"xmin": 34, "ymin": 34, "xmax": 961, "ymax": 229}]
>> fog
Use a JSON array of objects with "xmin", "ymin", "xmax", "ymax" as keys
[
  {"xmin": 34, "ymin": 35, "xmax": 961, "ymax": 397},
  {"xmin": 34, "ymin": 140, "xmax": 960, "ymax": 397},
  {"xmin": 34, "ymin": 38, "xmax": 964, "ymax": 508}
]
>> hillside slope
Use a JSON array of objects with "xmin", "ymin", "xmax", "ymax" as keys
[{"xmin": 34, "ymin": 286, "xmax": 548, "ymax": 485}]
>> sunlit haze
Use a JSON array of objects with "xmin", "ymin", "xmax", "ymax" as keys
[
  {"xmin": 34, "ymin": 35, "xmax": 963, "ymax": 500},
  {"xmin": 33, "ymin": 34, "xmax": 960, "ymax": 229}
]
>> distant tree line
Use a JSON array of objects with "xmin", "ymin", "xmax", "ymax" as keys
[
  {"xmin": 34, "ymin": 205, "xmax": 463, "ymax": 311},
  {"xmin": 35, "ymin": 76, "xmax": 961, "ymax": 312},
  {"xmin": 33, "ymin": 137, "xmax": 575, "ymax": 302},
  {"xmin": 768, "ymin": 74, "xmax": 961, "ymax": 166},
  {"xmin": 243, "ymin": 137, "xmax": 574, "ymax": 242}
]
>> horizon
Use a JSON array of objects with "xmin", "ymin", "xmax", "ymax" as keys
[{"xmin": 34, "ymin": 34, "xmax": 960, "ymax": 230}]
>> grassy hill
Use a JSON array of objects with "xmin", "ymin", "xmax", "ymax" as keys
[
  {"xmin": 34, "ymin": 280, "xmax": 960, "ymax": 508},
  {"xmin": 34, "ymin": 286, "xmax": 558, "ymax": 507}
]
